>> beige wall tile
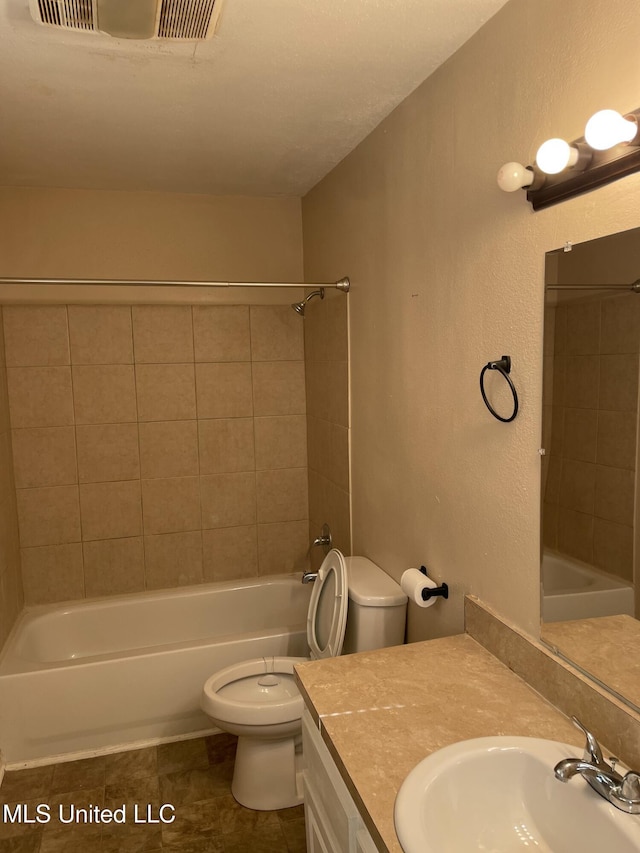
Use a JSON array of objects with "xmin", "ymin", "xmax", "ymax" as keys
[
  {"xmin": 139, "ymin": 420, "xmax": 198, "ymax": 478},
  {"xmin": 558, "ymin": 459, "xmax": 596, "ymax": 515},
  {"xmin": 544, "ymin": 456, "xmax": 562, "ymax": 504},
  {"xmin": 198, "ymin": 418, "xmax": 254, "ymax": 474},
  {"xmin": 79, "ymin": 480, "xmax": 142, "ymax": 541},
  {"xmin": 304, "ymin": 361, "xmax": 327, "ymax": 421},
  {"xmin": 193, "ymin": 305, "xmax": 251, "ymax": 362},
  {"xmin": 12, "ymin": 426, "xmax": 77, "ymax": 488},
  {"xmin": 307, "ymin": 414, "xmax": 331, "ymax": 476},
  {"xmin": 553, "ymin": 306, "xmax": 567, "ymax": 356},
  {"xmin": 563, "ymin": 356, "xmax": 599, "ymax": 409},
  {"xmin": 600, "ymin": 294, "xmax": 640, "ymax": 354},
  {"xmin": 254, "ymin": 415, "xmax": 307, "ymax": 469},
  {"xmin": 132, "ymin": 306, "xmax": 194, "ymax": 363},
  {"xmin": 200, "ymin": 472, "xmax": 256, "ymax": 529},
  {"xmin": 566, "ymin": 301, "xmax": 600, "ymax": 355},
  {"xmin": 141, "ymin": 476, "xmax": 201, "ymax": 534},
  {"xmin": 328, "ymin": 423, "xmax": 350, "ymax": 491},
  {"xmin": 144, "ymin": 531, "xmax": 203, "ymax": 589},
  {"xmin": 252, "ymin": 361, "xmax": 306, "ymax": 416},
  {"xmin": 195, "ymin": 362, "xmax": 253, "ymax": 418},
  {"xmin": 597, "ymin": 410, "xmax": 637, "ymax": 469},
  {"xmin": 593, "ymin": 518, "xmax": 634, "ymax": 582},
  {"xmin": 563, "ymin": 408, "xmax": 597, "ymax": 463},
  {"xmin": 76, "ymin": 423, "xmax": 140, "ymax": 483},
  {"xmin": 599, "ymin": 353, "xmax": 639, "ymax": 412},
  {"xmin": 83, "ymin": 537, "xmax": 145, "ymax": 597},
  {"xmin": 304, "ymin": 290, "xmax": 348, "ymax": 363},
  {"xmin": 7, "ymin": 367, "xmax": 74, "ymax": 427},
  {"xmin": 257, "ymin": 520, "xmax": 309, "ymax": 574},
  {"xmin": 327, "ymin": 361, "xmax": 349, "ymax": 427},
  {"xmin": 250, "ymin": 306, "xmax": 304, "ymax": 361},
  {"xmin": 542, "ymin": 502, "xmax": 558, "ymax": 550},
  {"xmin": 202, "ymin": 525, "xmax": 258, "ymax": 581},
  {"xmin": 20, "ymin": 543, "xmax": 84, "ymax": 605},
  {"xmin": 557, "ymin": 507, "xmax": 593, "ymax": 564},
  {"xmin": 68, "ymin": 305, "xmax": 133, "ymax": 364},
  {"xmin": 594, "ymin": 465, "xmax": 635, "ymax": 526},
  {"xmin": 17, "ymin": 484, "xmax": 81, "ymax": 546},
  {"xmin": 322, "ymin": 479, "xmax": 351, "ymax": 555},
  {"xmin": 136, "ymin": 363, "xmax": 196, "ymax": 421},
  {"xmin": 3, "ymin": 306, "xmax": 69, "ymax": 367},
  {"xmin": 256, "ymin": 468, "xmax": 308, "ymax": 523},
  {"xmin": 73, "ymin": 365, "xmax": 137, "ymax": 424},
  {"xmin": 552, "ymin": 356, "xmax": 566, "ymax": 408},
  {"xmin": 549, "ymin": 405, "xmax": 565, "ymax": 456}
]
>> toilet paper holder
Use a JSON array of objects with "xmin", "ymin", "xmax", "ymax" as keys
[{"xmin": 419, "ymin": 566, "xmax": 449, "ymax": 601}]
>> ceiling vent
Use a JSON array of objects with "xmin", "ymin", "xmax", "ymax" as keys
[{"xmin": 29, "ymin": 0, "xmax": 224, "ymax": 40}]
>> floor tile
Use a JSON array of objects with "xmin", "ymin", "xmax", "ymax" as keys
[{"xmin": 0, "ymin": 735, "xmax": 305, "ymax": 851}]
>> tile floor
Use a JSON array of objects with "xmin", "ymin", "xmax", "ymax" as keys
[{"xmin": 0, "ymin": 733, "xmax": 306, "ymax": 852}]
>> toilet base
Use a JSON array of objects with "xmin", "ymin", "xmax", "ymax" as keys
[{"xmin": 231, "ymin": 734, "xmax": 303, "ymax": 810}]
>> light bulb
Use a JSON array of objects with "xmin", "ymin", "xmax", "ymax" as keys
[
  {"xmin": 584, "ymin": 109, "xmax": 638, "ymax": 150},
  {"xmin": 496, "ymin": 162, "xmax": 534, "ymax": 192},
  {"xmin": 535, "ymin": 138, "xmax": 579, "ymax": 175}
]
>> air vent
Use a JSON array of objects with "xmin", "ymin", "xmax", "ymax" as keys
[
  {"xmin": 29, "ymin": 0, "xmax": 224, "ymax": 40},
  {"xmin": 36, "ymin": 0, "xmax": 95, "ymax": 31}
]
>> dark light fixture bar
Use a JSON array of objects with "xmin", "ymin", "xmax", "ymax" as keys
[{"xmin": 497, "ymin": 108, "xmax": 640, "ymax": 211}]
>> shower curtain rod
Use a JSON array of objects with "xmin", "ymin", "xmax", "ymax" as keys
[
  {"xmin": 547, "ymin": 279, "xmax": 640, "ymax": 292},
  {"xmin": 0, "ymin": 276, "xmax": 351, "ymax": 291}
]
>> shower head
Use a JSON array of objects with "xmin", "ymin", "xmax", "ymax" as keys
[{"xmin": 291, "ymin": 287, "xmax": 325, "ymax": 316}]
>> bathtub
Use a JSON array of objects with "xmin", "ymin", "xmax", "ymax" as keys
[
  {"xmin": 0, "ymin": 575, "xmax": 311, "ymax": 765},
  {"xmin": 541, "ymin": 550, "xmax": 634, "ymax": 623}
]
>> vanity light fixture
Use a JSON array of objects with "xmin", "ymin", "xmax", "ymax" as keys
[{"xmin": 498, "ymin": 106, "xmax": 640, "ymax": 210}]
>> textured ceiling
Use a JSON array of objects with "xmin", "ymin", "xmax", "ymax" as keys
[{"xmin": 0, "ymin": 0, "xmax": 509, "ymax": 195}]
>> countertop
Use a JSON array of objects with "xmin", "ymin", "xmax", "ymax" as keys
[{"xmin": 295, "ymin": 633, "xmax": 583, "ymax": 853}]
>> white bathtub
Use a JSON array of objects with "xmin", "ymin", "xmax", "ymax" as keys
[
  {"xmin": 541, "ymin": 550, "xmax": 634, "ymax": 623},
  {"xmin": 0, "ymin": 575, "xmax": 311, "ymax": 765}
]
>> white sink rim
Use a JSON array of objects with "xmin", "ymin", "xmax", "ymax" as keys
[{"xmin": 394, "ymin": 735, "xmax": 640, "ymax": 853}]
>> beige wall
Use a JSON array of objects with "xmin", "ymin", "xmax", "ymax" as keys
[
  {"xmin": 0, "ymin": 310, "xmax": 23, "ymax": 645},
  {"xmin": 0, "ymin": 187, "xmax": 304, "ymax": 305},
  {"xmin": 5, "ymin": 303, "xmax": 309, "ymax": 604},
  {"xmin": 302, "ymin": 0, "xmax": 640, "ymax": 642}
]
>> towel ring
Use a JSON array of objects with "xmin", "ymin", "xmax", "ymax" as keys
[{"xmin": 480, "ymin": 355, "xmax": 519, "ymax": 423}]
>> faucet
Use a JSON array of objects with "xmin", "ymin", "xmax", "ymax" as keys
[
  {"xmin": 554, "ymin": 716, "xmax": 640, "ymax": 814},
  {"xmin": 301, "ymin": 524, "xmax": 333, "ymax": 584}
]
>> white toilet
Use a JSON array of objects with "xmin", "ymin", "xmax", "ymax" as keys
[{"xmin": 201, "ymin": 549, "xmax": 407, "ymax": 810}]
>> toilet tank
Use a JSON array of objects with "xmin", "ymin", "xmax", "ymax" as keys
[{"xmin": 342, "ymin": 557, "xmax": 407, "ymax": 655}]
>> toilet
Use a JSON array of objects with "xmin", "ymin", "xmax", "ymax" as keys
[{"xmin": 201, "ymin": 549, "xmax": 407, "ymax": 810}]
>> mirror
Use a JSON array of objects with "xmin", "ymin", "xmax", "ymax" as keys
[{"xmin": 540, "ymin": 226, "xmax": 640, "ymax": 711}]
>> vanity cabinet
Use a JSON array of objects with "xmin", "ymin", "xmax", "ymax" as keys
[{"xmin": 302, "ymin": 707, "xmax": 379, "ymax": 853}]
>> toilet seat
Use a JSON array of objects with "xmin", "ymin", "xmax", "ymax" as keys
[{"xmin": 307, "ymin": 548, "xmax": 348, "ymax": 660}]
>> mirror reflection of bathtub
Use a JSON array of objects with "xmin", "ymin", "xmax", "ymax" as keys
[{"xmin": 541, "ymin": 549, "xmax": 634, "ymax": 623}]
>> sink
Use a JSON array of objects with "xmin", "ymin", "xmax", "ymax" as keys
[{"xmin": 394, "ymin": 737, "xmax": 640, "ymax": 852}]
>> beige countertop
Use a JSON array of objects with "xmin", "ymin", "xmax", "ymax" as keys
[{"xmin": 295, "ymin": 633, "xmax": 583, "ymax": 853}]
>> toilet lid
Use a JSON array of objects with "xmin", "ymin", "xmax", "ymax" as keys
[{"xmin": 307, "ymin": 549, "xmax": 348, "ymax": 660}]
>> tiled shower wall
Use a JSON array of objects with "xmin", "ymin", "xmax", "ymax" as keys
[
  {"xmin": 3, "ymin": 303, "xmax": 310, "ymax": 605},
  {"xmin": 0, "ymin": 309, "xmax": 23, "ymax": 644},
  {"xmin": 542, "ymin": 293, "xmax": 639, "ymax": 582},
  {"xmin": 304, "ymin": 290, "xmax": 351, "ymax": 569}
]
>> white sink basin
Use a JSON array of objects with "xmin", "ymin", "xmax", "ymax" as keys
[{"xmin": 394, "ymin": 737, "xmax": 640, "ymax": 852}]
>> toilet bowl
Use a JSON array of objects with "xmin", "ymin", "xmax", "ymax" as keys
[{"xmin": 201, "ymin": 549, "xmax": 407, "ymax": 810}]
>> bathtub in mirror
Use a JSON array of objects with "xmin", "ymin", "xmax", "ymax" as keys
[{"xmin": 540, "ymin": 226, "xmax": 640, "ymax": 711}]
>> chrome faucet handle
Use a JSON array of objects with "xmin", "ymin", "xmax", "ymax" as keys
[
  {"xmin": 571, "ymin": 716, "xmax": 605, "ymax": 766},
  {"xmin": 621, "ymin": 771, "xmax": 640, "ymax": 801}
]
